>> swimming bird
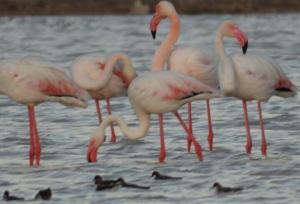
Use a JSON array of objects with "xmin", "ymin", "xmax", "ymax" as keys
[
  {"xmin": 34, "ymin": 188, "xmax": 52, "ymax": 200},
  {"xmin": 215, "ymin": 20, "xmax": 297, "ymax": 155},
  {"xmin": 0, "ymin": 57, "xmax": 88, "ymax": 166},
  {"xmin": 150, "ymin": 1, "xmax": 219, "ymax": 151},
  {"xmin": 3, "ymin": 190, "xmax": 24, "ymax": 201},
  {"xmin": 72, "ymin": 53, "xmax": 137, "ymax": 143},
  {"xmin": 94, "ymin": 175, "xmax": 119, "ymax": 186},
  {"xmin": 212, "ymin": 182, "xmax": 243, "ymax": 193},
  {"xmin": 151, "ymin": 171, "xmax": 182, "ymax": 180},
  {"xmin": 87, "ymin": 71, "xmax": 220, "ymax": 163}
]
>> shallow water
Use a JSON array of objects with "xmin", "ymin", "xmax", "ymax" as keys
[{"xmin": 0, "ymin": 14, "xmax": 299, "ymax": 203}]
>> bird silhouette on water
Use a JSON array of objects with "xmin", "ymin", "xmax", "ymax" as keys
[
  {"xmin": 3, "ymin": 191, "xmax": 24, "ymax": 201},
  {"xmin": 34, "ymin": 188, "xmax": 52, "ymax": 200},
  {"xmin": 151, "ymin": 171, "xmax": 182, "ymax": 180},
  {"xmin": 212, "ymin": 182, "xmax": 243, "ymax": 193},
  {"xmin": 94, "ymin": 175, "xmax": 150, "ymax": 191}
]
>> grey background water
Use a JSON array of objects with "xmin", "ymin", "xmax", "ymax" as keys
[{"xmin": 0, "ymin": 14, "xmax": 299, "ymax": 203}]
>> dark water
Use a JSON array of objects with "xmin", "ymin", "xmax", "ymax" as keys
[{"xmin": 0, "ymin": 14, "xmax": 299, "ymax": 203}]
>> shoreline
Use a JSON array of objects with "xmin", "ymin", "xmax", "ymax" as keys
[{"xmin": 0, "ymin": 0, "xmax": 300, "ymax": 16}]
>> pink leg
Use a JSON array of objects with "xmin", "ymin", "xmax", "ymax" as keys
[
  {"xmin": 28, "ymin": 106, "xmax": 35, "ymax": 167},
  {"xmin": 257, "ymin": 102, "xmax": 267, "ymax": 156},
  {"xmin": 106, "ymin": 98, "xmax": 116, "ymax": 143},
  {"xmin": 28, "ymin": 105, "xmax": 41, "ymax": 166},
  {"xmin": 206, "ymin": 99, "xmax": 214, "ymax": 151},
  {"xmin": 187, "ymin": 102, "xmax": 193, "ymax": 152},
  {"xmin": 174, "ymin": 112, "xmax": 203, "ymax": 161},
  {"xmin": 242, "ymin": 100, "xmax": 252, "ymax": 154},
  {"xmin": 94, "ymin": 99, "xmax": 102, "ymax": 124},
  {"xmin": 158, "ymin": 113, "xmax": 166, "ymax": 163}
]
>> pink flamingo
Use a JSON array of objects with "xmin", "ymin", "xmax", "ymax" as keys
[
  {"xmin": 215, "ymin": 21, "xmax": 297, "ymax": 155},
  {"xmin": 0, "ymin": 57, "xmax": 88, "ymax": 167},
  {"xmin": 87, "ymin": 71, "xmax": 220, "ymax": 163},
  {"xmin": 71, "ymin": 53, "xmax": 137, "ymax": 143},
  {"xmin": 150, "ymin": 1, "xmax": 219, "ymax": 151}
]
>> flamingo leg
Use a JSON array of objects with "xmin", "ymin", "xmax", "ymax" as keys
[
  {"xmin": 158, "ymin": 113, "xmax": 166, "ymax": 163},
  {"xmin": 95, "ymin": 99, "xmax": 102, "ymax": 124},
  {"xmin": 28, "ymin": 106, "xmax": 35, "ymax": 167},
  {"xmin": 257, "ymin": 102, "xmax": 267, "ymax": 156},
  {"xmin": 106, "ymin": 98, "xmax": 116, "ymax": 143},
  {"xmin": 187, "ymin": 102, "xmax": 193, "ymax": 152},
  {"xmin": 206, "ymin": 99, "xmax": 214, "ymax": 151},
  {"xmin": 242, "ymin": 100, "xmax": 252, "ymax": 154},
  {"xmin": 28, "ymin": 105, "xmax": 41, "ymax": 166},
  {"xmin": 174, "ymin": 111, "xmax": 203, "ymax": 161}
]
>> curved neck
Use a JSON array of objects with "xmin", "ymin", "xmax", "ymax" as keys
[
  {"xmin": 73, "ymin": 54, "xmax": 123, "ymax": 91},
  {"xmin": 96, "ymin": 108, "xmax": 150, "ymax": 143},
  {"xmin": 151, "ymin": 13, "xmax": 180, "ymax": 71},
  {"xmin": 214, "ymin": 29, "xmax": 237, "ymax": 95},
  {"xmin": 115, "ymin": 53, "xmax": 137, "ymax": 85}
]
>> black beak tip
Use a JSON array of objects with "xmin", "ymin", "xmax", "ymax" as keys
[
  {"xmin": 151, "ymin": 30, "xmax": 156, "ymax": 40},
  {"xmin": 242, "ymin": 41, "xmax": 248, "ymax": 54}
]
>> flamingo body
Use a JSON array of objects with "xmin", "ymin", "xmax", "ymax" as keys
[
  {"xmin": 224, "ymin": 53, "xmax": 296, "ymax": 101},
  {"xmin": 0, "ymin": 57, "xmax": 88, "ymax": 166}
]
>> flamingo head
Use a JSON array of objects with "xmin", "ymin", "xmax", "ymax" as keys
[
  {"xmin": 87, "ymin": 134, "xmax": 106, "ymax": 163},
  {"xmin": 150, "ymin": 1, "xmax": 176, "ymax": 39},
  {"xmin": 220, "ymin": 20, "xmax": 248, "ymax": 54}
]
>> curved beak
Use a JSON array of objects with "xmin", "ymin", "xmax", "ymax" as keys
[
  {"xmin": 150, "ymin": 14, "xmax": 161, "ymax": 40},
  {"xmin": 232, "ymin": 28, "xmax": 248, "ymax": 55}
]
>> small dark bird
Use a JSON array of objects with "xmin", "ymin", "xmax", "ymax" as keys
[
  {"xmin": 96, "ymin": 182, "xmax": 121, "ymax": 191},
  {"xmin": 151, "ymin": 171, "xmax": 182, "ymax": 180},
  {"xmin": 117, "ymin": 178, "xmax": 150, "ymax": 190},
  {"xmin": 3, "ymin": 190, "xmax": 24, "ymax": 201},
  {"xmin": 212, "ymin": 182, "xmax": 243, "ymax": 193},
  {"xmin": 34, "ymin": 188, "xmax": 52, "ymax": 200},
  {"xmin": 94, "ymin": 175, "xmax": 119, "ymax": 186}
]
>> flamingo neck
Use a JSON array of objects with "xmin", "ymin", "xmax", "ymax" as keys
[
  {"xmin": 151, "ymin": 13, "xmax": 180, "ymax": 71},
  {"xmin": 215, "ymin": 30, "xmax": 237, "ymax": 95},
  {"xmin": 95, "ymin": 107, "xmax": 150, "ymax": 145},
  {"xmin": 115, "ymin": 53, "xmax": 137, "ymax": 86},
  {"xmin": 72, "ymin": 54, "xmax": 122, "ymax": 91}
]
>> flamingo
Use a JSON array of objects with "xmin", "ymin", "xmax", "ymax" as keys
[
  {"xmin": 215, "ymin": 20, "xmax": 297, "ymax": 155},
  {"xmin": 87, "ymin": 70, "xmax": 220, "ymax": 163},
  {"xmin": 0, "ymin": 57, "xmax": 88, "ymax": 166},
  {"xmin": 150, "ymin": 1, "xmax": 219, "ymax": 151},
  {"xmin": 71, "ymin": 52, "xmax": 137, "ymax": 143}
]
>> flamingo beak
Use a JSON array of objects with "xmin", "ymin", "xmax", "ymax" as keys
[
  {"xmin": 87, "ymin": 140, "xmax": 98, "ymax": 163},
  {"xmin": 232, "ymin": 28, "xmax": 248, "ymax": 54},
  {"xmin": 150, "ymin": 14, "xmax": 161, "ymax": 40}
]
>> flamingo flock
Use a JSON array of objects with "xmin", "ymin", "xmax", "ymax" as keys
[{"xmin": 0, "ymin": 1, "xmax": 296, "ymax": 167}]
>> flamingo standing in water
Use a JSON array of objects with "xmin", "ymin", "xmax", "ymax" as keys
[
  {"xmin": 150, "ymin": 1, "xmax": 221, "ymax": 151},
  {"xmin": 87, "ymin": 70, "xmax": 220, "ymax": 163},
  {"xmin": 215, "ymin": 21, "xmax": 297, "ymax": 155},
  {"xmin": 71, "ymin": 53, "xmax": 137, "ymax": 142},
  {"xmin": 0, "ymin": 57, "xmax": 88, "ymax": 166}
]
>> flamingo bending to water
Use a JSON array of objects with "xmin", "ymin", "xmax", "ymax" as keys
[
  {"xmin": 150, "ymin": 1, "xmax": 219, "ymax": 151},
  {"xmin": 87, "ymin": 71, "xmax": 220, "ymax": 163},
  {"xmin": 0, "ymin": 57, "xmax": 88, "ymax": 166},
  {"xmin": 215, "ymin": 21, "xmax": 297, "ymax": 155},
  {"xmin": 71, "ymin": 53, "xmax": 137, "ymax": 142}
]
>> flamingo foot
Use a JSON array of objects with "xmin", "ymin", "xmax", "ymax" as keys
[
  {"xmin": 110, "ymin": 125, "xmax": 116, "ymax": 143},
  {"xmin": 191, "ymin": 138, "xmax": 203, "ymax": 161},
  {"xmin": 245, "ymin": 140, "xmax": 252, "ymax": 155},
  {"xmin": 207, "ymin": 132, "xmax": 213, "ymax": 151},
  {"xmin": 261, "ymin": 142, "xmax": 267, "ymax": 156}
]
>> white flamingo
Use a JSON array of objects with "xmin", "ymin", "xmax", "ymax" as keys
[
  {"xmin": 215, "ymin": 20, "xmax": 297, "ymax": 155},
  {"xmin": 150, "ymin": 1, "xmax": 219, "ymax": 151},
  {"xmin": 0, "ymin": 57, "xmax": 88, "ymax": 166},
  {"xmin": 87, "ymin": 71, "xmax": 220, "ymax": 163},
  {"xmin": 71, "ymin": 53, "xmax": 137, "ymax": 143}
]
